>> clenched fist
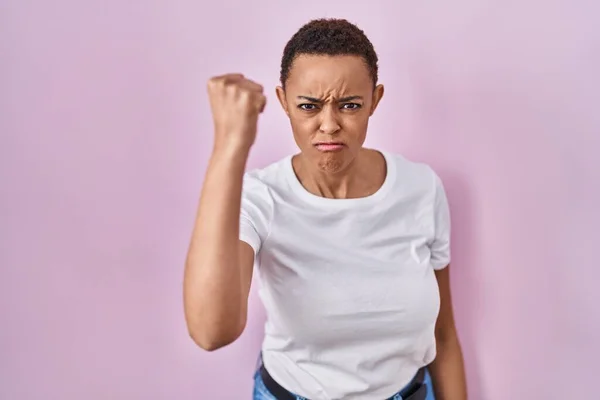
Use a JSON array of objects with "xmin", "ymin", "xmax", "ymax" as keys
[{"xmin": 207, "ymin": 74, "xmax": 267, "ymax": 152}]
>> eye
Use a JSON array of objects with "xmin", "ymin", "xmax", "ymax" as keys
[
  {"xmin": 298, "ymin": 103, "xmax": 318, "ymax": 111},
  {"xmin": 341, "ymin": 103, "xmax": 362, "ymax": 110}
]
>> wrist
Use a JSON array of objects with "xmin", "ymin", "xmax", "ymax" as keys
[
  {"xmin": 213, "ymin": 133, "xmax": 253, "ymax": 154},
  {"xmin": 210, "ymin": 140, "xmax": 251, "ymax": 168}
]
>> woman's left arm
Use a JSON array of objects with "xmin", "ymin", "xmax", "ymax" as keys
[{"xmin": 428, "ymin": 265, "xmax": 468, "ymax": 400}]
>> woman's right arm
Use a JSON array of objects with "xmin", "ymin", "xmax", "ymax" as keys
[
  {"xmin": 184, "ymin": 146, "xmax": 256, "ymax": 351},
  {"xmin": 183, "ymin": 74, "xmax": 266, "ymax": 351}
]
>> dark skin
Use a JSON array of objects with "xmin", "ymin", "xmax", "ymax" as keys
[
  {"xmin": 431, "ymin": 266, "xmax": 469, "ymax": 399},
  {"xmin": 276, "ymin": 54, "xmax": 468, "ymax": 399},
  {"xmin": 276, "ymin": 54, "xmax": 386, "ymax": 199}
]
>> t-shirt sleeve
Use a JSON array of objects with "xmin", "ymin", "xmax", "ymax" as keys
[
  {"xmin": 239, "ymin": 174, "xmax": 273, "ymax": 256},
  {"xmin": 430, "ymin": 172, "xmax": 451, "ymax": 270}
]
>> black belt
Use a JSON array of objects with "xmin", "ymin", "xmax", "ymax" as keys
[{"xmin": 259, "ymin": 364, "xmax": 428, "ymax": 400}]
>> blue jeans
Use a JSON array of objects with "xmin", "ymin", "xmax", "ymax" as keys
[{"xmin": 252, "ymin": 362, "xmax": 436, "ymax": 400}]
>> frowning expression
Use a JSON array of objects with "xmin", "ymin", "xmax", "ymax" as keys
[{"xmin": 276, "ymin": 54, "xmax": 384, "ymax": 173}]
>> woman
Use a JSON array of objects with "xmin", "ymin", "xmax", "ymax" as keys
[{"xmin": 184, "ymin": 18, "xmax": 468, "ymax": 400}]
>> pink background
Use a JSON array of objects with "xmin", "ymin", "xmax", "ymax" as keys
[{"xmin": 2, "ymin": 1, "xmax": 599, "ymax": 399}]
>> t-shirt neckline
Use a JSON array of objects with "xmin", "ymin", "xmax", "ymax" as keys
[{"xmin": 283, "ymin": 150, "xmax": 396, "ymax": 208}]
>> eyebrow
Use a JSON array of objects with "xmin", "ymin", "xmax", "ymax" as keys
[{"xmin": 297, "ymin": 95, "xmax": 363, "ymax": 103}]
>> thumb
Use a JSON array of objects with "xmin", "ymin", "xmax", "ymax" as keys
[{"xmin": 258, "ymin": 95, "xmax": 267, "ymax": 113}]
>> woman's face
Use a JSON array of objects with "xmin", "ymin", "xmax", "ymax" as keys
[{"xmin": 276, "ymin": 55, "xmax": 384, "ymax": 173}]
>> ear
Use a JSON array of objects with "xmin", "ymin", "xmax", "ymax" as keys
[
  {"xmin": 369, "ymin": 84, "xmax": 385, "ymax": 116},
  {"xmin": 276, "ymin": 86, "xmax": 290, "ymax": 116}
]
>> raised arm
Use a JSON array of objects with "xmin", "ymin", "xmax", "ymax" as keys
[{"xmin": 183, "ymin": 74, "xmax": 266, "ymax": 351}]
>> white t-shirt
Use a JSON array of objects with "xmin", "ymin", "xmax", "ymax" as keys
[{"xmin": 239, "ymin": 151, "xmax": 450, "ymax": 400}]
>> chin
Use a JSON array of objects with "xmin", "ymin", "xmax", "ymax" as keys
[{"xmin": 316, "ymin": 151, "xmax": 346, "ymax": 173}]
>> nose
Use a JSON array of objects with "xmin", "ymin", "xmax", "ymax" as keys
[{"xmin": 318, "ymin": 106, "xmax": 341, "ymax": 135}]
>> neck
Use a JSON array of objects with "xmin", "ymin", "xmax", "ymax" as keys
[{"xmin": 292, "ymin": 148, "xmax": 385, "ymax": 199}]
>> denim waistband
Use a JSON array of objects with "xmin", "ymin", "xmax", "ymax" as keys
[{"xmin": 253, "ymin": 355, "xmax": 432, "ymax": 400}]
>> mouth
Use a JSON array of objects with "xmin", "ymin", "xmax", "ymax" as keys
[{"xmin": 314, "ymin": 142, "xmax": 345, "ymax": 152}]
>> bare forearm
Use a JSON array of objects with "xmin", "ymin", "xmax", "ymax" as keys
[
  {"xmin": 429, "ymin": 335, "xmax": 468, "ymax": 400},
  {"xmin": 183, "ymin": 145, "xmax": 250, "ymax": 348}
]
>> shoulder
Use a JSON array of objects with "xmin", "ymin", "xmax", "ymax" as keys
[
  {"xmin": 384, "ymin": 151, "xmax": 442, "ymax": 194},
  {"xmin": 241, "ymin": 156, "xmax": 292, "ymax": 210}
]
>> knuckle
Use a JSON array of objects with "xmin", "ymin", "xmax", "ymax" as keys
[
  {"xmin": 239, "ymin": 88, "xmax": 251, "ymax": 98},
  {"xmin": 207, "ymin": 76, "xmax": 225, "ymax": 92},
  {"xmin": 240, "ymin": 91, "xmax": 253, "ymax": 104},
  {"xmin": 225, "ymin": 83, "xmax": 239, "ymax": 96}
]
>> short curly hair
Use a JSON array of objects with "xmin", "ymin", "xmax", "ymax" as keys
[{"xmin": 280, "ymin": 18, "xmax": 379, "ymax": 88}]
